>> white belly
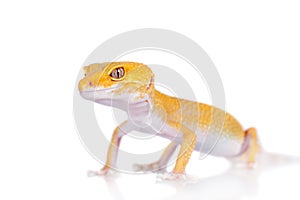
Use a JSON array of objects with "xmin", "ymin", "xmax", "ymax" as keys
[
  {"xmin": 158, "ymin": 124, "xmax": 244, "ymax": 158},
  {"xmin": 194, "ymin": 132, "xmax": 244, "ymax": 157}
]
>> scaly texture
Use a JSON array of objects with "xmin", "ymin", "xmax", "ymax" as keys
[{"xmin": 78, "ymin": 62, "xmax": 260, "ymax": 176}]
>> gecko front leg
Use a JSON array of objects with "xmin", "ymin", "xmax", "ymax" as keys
[
  {"xmin": 160, "ymin": 123, "xmax": 197, "ymax": 180},
  {"xmin": 88, "ymin": 120, "xmax": 133, "ymax": 176}
]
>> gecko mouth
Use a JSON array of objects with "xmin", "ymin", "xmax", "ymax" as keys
[
  {"xmin": 79, "ymin": 85, "xmax": 122, "ymax": 101},
  {"xmin": 80, "ymin": 85, "xmax": 121, "ymax": 93}
]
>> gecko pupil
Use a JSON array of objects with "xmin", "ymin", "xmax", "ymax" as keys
[{"xmin": 111, "ymin": 67, "xmax": 124, "ymax": 79}]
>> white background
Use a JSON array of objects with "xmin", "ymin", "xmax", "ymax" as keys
[{"xmin": 1, "ymin": 1, "xmax": 300, "ymax": 200}]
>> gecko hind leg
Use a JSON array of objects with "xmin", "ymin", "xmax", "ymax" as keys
[
  {"xmin": 232, "ymin": 127, "xmax": 261, "ymax": 168},
  {"xmin": 245, "ymin": 128, "xmax": 261, "ymax": 165},
  {"xmin": 133, "ymin": 142, "xmax": 178, "ymax": 173}
]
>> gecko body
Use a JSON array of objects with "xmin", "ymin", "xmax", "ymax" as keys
[{"xmin": 78, "ymin": 62, "xmax": 260, "ymax": 178}]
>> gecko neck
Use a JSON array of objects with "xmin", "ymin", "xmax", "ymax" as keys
[{"xmin": 149, "ymin": 88, "xmax": 181, "ymax": 113}]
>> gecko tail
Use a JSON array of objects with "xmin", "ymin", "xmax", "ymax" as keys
[
  {"xmin": 256, "ymin": 150, "xmax": 300, "ymax": 170},
  {"xmin": 228, "ymin": 147, "xmax": 300, "ymax": 171}
]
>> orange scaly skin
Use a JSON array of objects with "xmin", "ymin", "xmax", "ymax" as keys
[{"xmin": 78, "ymin": 62, "xmax": 260, "ymax": 178}]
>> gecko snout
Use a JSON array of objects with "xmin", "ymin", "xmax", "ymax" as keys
[{"xmin": 78, "ymin": 79, "xmax": 93, "ymax": 92}]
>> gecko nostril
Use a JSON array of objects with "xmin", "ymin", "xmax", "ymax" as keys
[{"xmin": 89, "ymin": 81, "xmax": 92, "ymax": 86}]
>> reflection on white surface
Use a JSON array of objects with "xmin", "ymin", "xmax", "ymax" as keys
[
  {"xmin": 92, "ymin": 152, "xmax": 300, "ymax": 200},
  {"xmin": 165, "ymin": 152, "xmax": 300, "ymax": 200}
]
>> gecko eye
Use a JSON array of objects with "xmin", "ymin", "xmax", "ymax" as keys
[{"xmin": 110, "ymin": 67, "xmax": 125, "ymax": 80}]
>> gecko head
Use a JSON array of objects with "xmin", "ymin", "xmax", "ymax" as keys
[{"xmin": 78, "ymin": 62, "xmax": 154, "ymax": 104}]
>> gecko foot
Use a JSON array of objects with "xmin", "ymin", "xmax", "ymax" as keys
[
  {"xmin": 246, "ymin": 161, "xmax": 257, "ymax": 169},
  {"xmin": 156, "ymin": 172, "xmax": 199, "ymax": 183},
  {"xmin": 156, "ymin": 172, "xmax": 186, "ymax": 181},
  {"xmin": 133, "ymin": 162, "xmax": 165, "ymax": 173},
  {"xmin": 87, "ymin": 167, "xmax": 116, "ymax": 177}
]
